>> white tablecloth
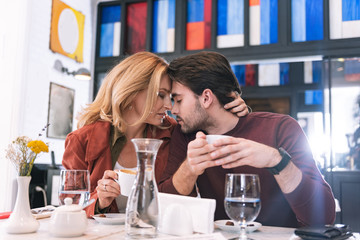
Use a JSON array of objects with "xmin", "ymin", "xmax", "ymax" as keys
[{"xmin": 1, "ymin": 218, "xmax": 359, "ymax": 240}]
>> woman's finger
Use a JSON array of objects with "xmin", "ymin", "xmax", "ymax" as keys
[
  {"xmin": 228, "ymin": 104, "xmax": 247, "ymax": 114},
  {"xmin": 224, "ymin": 98, "xmax": 243, "ymax": 110},
  {"xmin": 103, "ymin": 170, "xmax": 118, "ymax": 180}
]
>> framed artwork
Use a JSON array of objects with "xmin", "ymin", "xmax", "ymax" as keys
[
  {"xmin": 50, "ymin": 0, "xmax": 85, "ymax": 62},
  {"xmin": 47, "ymin": 83, "xmax": 75, "ymax": 139}
]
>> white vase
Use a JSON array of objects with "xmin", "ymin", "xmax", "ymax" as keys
[{"xmin": 6, "ymin": 176, "xmax": 40, "ymax": 234}]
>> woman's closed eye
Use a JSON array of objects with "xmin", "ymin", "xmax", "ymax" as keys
[
  {"xmin": 157, "ymin": 91, "xmax": 171, "ymax": 101},
  {"xmin": 158, "ymin": 92, "xmax": 166, "ymax": 99}
]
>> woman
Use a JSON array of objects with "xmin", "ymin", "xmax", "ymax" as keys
[{"xmin": 62, "ymin": 52, "xmax": 248, "ymax": 216}]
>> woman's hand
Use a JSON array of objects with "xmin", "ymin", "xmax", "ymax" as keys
[
  {"xmin": 224, "ymin": 91, "xmax": 250, "ymax": 117},
  {"xmin": 96, "ymin": 170, "xmax": 120, "ymax": 210}
]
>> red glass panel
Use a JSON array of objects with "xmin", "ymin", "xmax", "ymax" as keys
[
  {"xmin": 245, "ymin": 65, "xmax": 256, "ymax": 86},
  {"xmin": 204, "ymin": 0, "xmax": 211, "ymax": 49},
  {"xmin": 125, "ymin": 2, "xmax": 147, "ymax": 54}
]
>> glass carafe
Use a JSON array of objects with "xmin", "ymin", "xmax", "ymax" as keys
[{"xmin": 125, "ymin": 138, "xmax": 163, "ymax": 238}]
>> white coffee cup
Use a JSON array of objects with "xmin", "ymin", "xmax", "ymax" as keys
[
  {"xmin": 206, "ymin": 135, "xmax": 229, "ymax": 144},
  {"xmin": 114, "ymin": 169, "xmax": 136, "ymax": 196}
]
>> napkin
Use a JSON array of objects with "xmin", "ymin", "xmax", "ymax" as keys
[{"xmin": 158, "ymin": 192, "xmax": 216, "ymax": 234}]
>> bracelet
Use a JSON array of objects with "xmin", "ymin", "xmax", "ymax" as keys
[{"xmin": 266, "ymin": 147, "xmax": 291, "ymax": 175}]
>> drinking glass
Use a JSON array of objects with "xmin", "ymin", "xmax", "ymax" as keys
[
  {"xmin": 58, "ymin": 169, "xmax": 90, "ymax": 206},
  {"xmin": 224, "ymin": 173, "xmax": 261, "ymax": 240}
]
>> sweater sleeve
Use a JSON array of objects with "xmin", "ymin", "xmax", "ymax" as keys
[
  {"xmin": 158, "ymin": 125, "xmax": 194, "ymax": 195},
  {"xmin": 277, "ymin": 116, "xmax": 336, "ymax": 226}
]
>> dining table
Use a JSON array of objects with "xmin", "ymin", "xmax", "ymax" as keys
[
  {"xmin": 1, "ymin": 217, "xmax": 359, "ymax": 240},
  {"xmin": 0, "ymin": 217, "xmax": 335, "ymax": 240}
]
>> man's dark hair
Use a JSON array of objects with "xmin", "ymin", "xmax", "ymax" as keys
[{"xmin": 167, "ymin": 51, "xmax": 242, "ymax": 106}]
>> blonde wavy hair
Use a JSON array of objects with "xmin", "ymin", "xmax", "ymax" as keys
[{"xmin": 77, "ymin": 52, "xmax": 168, "ymax": 132}]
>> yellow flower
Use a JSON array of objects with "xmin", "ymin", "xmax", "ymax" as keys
[{"xmin": 27, "ymin": 140, "xmax": 49, "ymax": 154}]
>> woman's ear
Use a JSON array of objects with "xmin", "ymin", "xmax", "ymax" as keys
[{"xmin": 200, "ymin": 89, "xmax": 214, "ymax": 109}]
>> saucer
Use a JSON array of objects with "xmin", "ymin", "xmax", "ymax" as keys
[
  {"xmin": 31, "ymin": 205, "xmax": 56, "ymax": 219},
  {"xmin": 214, "ymin": 220, "xmax": 262, "ymax": 233},
  {"xmin": 93, "ymin": 213, "xmax": 125, "ymax": 225}
]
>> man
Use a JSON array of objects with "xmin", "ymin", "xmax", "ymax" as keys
[{"xmin": 158, "ymin": 51, "xmax": 335, "ymax": 227}]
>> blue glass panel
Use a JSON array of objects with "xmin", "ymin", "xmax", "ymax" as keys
[
  {"xmin": 292, "ymin": 0, "xmax": 306, "ymax": 42},
  {"xmin": 269, "ymin": 0, "xmax": 278, "ymax": 43},
  {"xmin": 305, "ymin": 90, "xmax": 323, "ymax": 105},
  {"xmin": 100, "ymin": 23, "xmax": 114, "ymax": 57},
  {"xmin": 100, "ymin": 5, "xmax": 121, "ymax": 57},
  {"xmin": 228, "ymin": 0, "xmax": 243, "ymax": 35},
  {"xmin": 153, "ymin": 0, "xmax": 176, "ymax": 53},
  {"xmin": 217, "ymin": 0, "xmax": 227, "ymax": 35},
  {"xmin": 231, "ymin": 65, "xmax": 245, "ymax": 86},
  {"xmin": 280, "ymin": 63, "xmax": 289, "ymax": 85},
  {"xmin": 305, "ymin": 0, "xmax": 323, "ymax": 41},
  {"xmin": 101, "ymin": 5, "xmax": 121, "ymax": 23},
  {"xmin": 260, "ymin": 0, "xmax": 270, "ymax": 44},
  {"xmin": 187, "ymin": 0, "xmax": 204, "ymax": 22},
  {"xmin": 153, "ymin": 0, "xmax": 160, "ymax": 52},
  {"xmin": 168, "ymin": 0, "xmax": 176, "ymax": 28},
  {"xmin": 342, "ymin": 0, "xmax": 360, "ymax": 21},
  {"xmin": 312, "ymin": 61, "xmax": 322, "ymax": 83}
]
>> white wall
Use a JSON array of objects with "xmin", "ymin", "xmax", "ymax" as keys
[
  {"xmin": 0, "ymin": 0, "xmax": 93, "ymax": 211},
  {"xmin": 24, "ymin": 0, "xmax": 93, "ymax": 165}
]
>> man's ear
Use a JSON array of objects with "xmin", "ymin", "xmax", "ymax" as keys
[{"xmin": 200, "ymin": 89, "xmax": 214, "ymax": 109}]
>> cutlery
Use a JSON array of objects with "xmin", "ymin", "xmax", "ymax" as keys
[{"xmin": 82, "ymin": 199, "xmax": 95, "ymax": 209}]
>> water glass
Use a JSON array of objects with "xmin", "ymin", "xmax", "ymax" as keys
[
  {"xmin": 58, "ymin": 169, "xmax": 90, "ymax": 206},
  {"xmin": 224, "ymin": 173, "xmax": 261, "ymax": 240}
]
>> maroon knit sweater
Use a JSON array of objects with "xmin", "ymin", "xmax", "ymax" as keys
[{"xmin": 158, "ymin": 112, "xmax": 335, "ymax": 228}]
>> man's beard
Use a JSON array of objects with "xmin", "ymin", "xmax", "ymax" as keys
[{"xmin": 179, "ymin": 99, "xmax": 211, "ymax": 134}]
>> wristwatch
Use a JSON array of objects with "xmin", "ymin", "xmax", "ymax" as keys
[{"xmin": 266, "ymin": 147, "xmax": 291, "ymax": 175}]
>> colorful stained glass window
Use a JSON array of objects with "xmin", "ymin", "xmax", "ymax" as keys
[
  {"xmin": 217, "ymin": 0, "xmax": 244, "ymax": 48},
  {"xmin": 124, "ymin": 2, "xmax": 147, "ymax": 55},
  {"xmin": 330, "ymin": 0, "xmax": 360, "ymax": 39},
  {"xmin": 99, "ymin": 5, "xmax": 121, "ymax": 57},
  {"xmin": 153, "ymin": 0, "xmax": 175, "ymax": 53},
  {"xmin": 258, "ymin": 63, "xmax": 289, "ymax": 86},
  {"xmin": 291, "ymin": 0, "xmax": 323, "ymax": 42},
  {"xmin": 249, "ymin": 0, "xmax": 278, "ymax": 45},
  {"xmin": 304, "ymin": 61, "xmax": 322, "ymax": 84},
  {"xmin": 231, "ymin": 64, "xmax": 256, "ymax": 86},
  {"xmin": 186, "ymin": 0, "xmax": 211, "ymax": 50}
]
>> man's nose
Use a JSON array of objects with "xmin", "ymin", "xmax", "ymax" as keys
[
  {"xmin": 171, "ymin": 104, "xmax": 178, "ymax": 115},
  {"xmin": 164, "ymin": 97, "xmax": 172, "ymax": 110}
]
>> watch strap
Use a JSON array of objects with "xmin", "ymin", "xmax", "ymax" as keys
[{"xmin": 266, "ymin": 147, "xmax": 291, "ymax": 175}]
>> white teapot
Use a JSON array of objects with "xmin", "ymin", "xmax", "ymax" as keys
[{"xmin": 49, "ymin": 197, "xmax": 88, "ymax": 237}]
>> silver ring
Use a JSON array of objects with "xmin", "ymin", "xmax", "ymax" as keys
[{"xmin": 103, "ymin": 184, "xmax": 107, "ymax": 191}]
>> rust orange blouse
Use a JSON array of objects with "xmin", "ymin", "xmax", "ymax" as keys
[{"xmin": 62, "ymin": 116, "xmax": 177, "ymax": 217}]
